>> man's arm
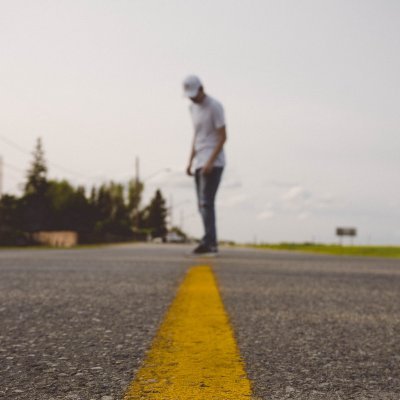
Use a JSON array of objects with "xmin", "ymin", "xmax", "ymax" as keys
[
  {"xmin": 186, "ymin": 137, "xmax": 196, "ymax": 176},
  {"xmin": 202, "ymin": 126, "xmax": 227, "ymax": 175}
]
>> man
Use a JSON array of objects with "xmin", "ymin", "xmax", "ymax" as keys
[{"xmin": 183, "ymin": 75, "xmax": 227, "ymax": 256}]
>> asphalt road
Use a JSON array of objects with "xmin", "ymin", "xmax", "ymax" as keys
[{"xmin": 1, "ymin": 244, "xmax": 399, "ymax": 399}]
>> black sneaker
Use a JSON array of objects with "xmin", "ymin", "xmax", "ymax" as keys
[{"xmin": 191, "ymin": 244, "xmax": 218, "ymax": 257}]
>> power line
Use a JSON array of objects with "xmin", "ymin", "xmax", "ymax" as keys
[
  {"xmin": 0, "ymin": 134, "xmax": 90, "ymax": 179},
  {"xmin": 1, "ymin": 159, "xmax": 24, "ymax": 196},
  {"xmin": 0, "ymin": 135, "xmax": 29, "ymax": 155},
  {"xmin": 0, "ymin": 134, "xmax": 154, "ymax": 187},
  {"xmin": 3, "ymin": 161, "xmax": 25, "ymax": 174},
  {"xmin": 45, "ymin": 160, "xmax": 88, "ymax": 179}
]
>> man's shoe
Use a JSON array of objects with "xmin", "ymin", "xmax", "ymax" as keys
[{"xmin": 191, "ymin": 244, "xmax": 218, "ymax": 257}]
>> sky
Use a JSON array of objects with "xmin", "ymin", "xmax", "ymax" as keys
[{"xmin": 1, "ymin": 0, "xmax": 399, "ymax": 244}]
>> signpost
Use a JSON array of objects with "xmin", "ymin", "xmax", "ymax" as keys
[{"xmin": 336, "ymin": 227, "xmax": 357, "ymax": 245}]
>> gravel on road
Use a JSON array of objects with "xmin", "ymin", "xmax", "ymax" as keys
[
  {"xmin": 1, "ymin": 244, "xmax": 399, "ymax": 399},
  {"xmin": 214, "ymin": 248, "xmax": 400, "ymax": 400}
]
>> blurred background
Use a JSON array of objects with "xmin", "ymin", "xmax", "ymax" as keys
[{"xmin": 1, "ymin": 0, "xmax": 399, "ymax": 245}]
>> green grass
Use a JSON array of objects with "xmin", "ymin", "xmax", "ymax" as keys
[{"xmin": 252, "ymin": 243, "xmax": 400, "ymax": 258}]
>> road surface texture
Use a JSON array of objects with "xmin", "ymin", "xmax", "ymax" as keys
[{"xmin": 1, "ymin": 244, "xmax": 399, "ymax": 399}]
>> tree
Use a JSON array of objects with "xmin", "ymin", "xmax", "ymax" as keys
[
  {"xmin": 128, "ymin": 178, "xmax": 144, "ymax": 230},
  {"xmin": 0, "ymin": 195, "xmax": 27, "ymax": 245},
  {"xmin": 142, "ymin": 189, "xmax": 168, "ymax": 239},
  {"xmin": 46, "ymin": 180, "xmax": 92, "ymax": 231},
  {"xmin": 90, "ymin": 182, "xmax": 131, "ymax": 237},
  {"xmin": 25, "ymin": 138, "xmax": 48, "ymax": 196},
  {"xmin": 0, "ymin": 195, "xmax": 22, "ymax": 229},
  {"xmin": 21, "ymin": 138, "xmax": 51, "ymax": 231}
]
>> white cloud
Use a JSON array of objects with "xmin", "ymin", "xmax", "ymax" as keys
[
  {"xmin": 280, "ymin": 185, "xmax": 313, "ymax": 212},
  {"xmin": 149, "ymin": 170, "xmax": 192, "ymax": 190},
  {"xmin": 282, "ymin": 185, "xmax": 310, "ymax": 202},
  {"xmin": 314, "ymin": 193, "xmax": 335, "ymax": 209},
  {"xmin": 221, "ymin": 178, "xmax": 242, "ymax": 190},
  {"xmin": 298, "ymin": 212, "xmax": 311, "ymax": 220},
  {"xmin": 220, "ymin": 193, "xmax": 249, "ymax": 207},
  {"xmin": 257, "ymin": 210, "xmax": 275, "ymax": 220}
]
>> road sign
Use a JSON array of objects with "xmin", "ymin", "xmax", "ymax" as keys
[
  {"xmin": 336, "ymin": 227, "xmax": 357, "ymax": 237},
  {"xmin": 336, "ymin": 227, "xmax": 357, "ymax": 245}
]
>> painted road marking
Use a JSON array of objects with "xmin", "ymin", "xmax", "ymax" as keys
[{"xmin": 124, "ymin": 265, "xmax": 252, "ymax": 399}]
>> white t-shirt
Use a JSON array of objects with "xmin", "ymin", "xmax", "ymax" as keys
[{"xmin": 189, "ymin": 95, "xmax": 226, "ymax": 169}]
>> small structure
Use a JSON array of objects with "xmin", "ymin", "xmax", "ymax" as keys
[
  {"xmin": 32, "ymin": 231, "xmax": 78, "ymax": 248},
  {"xmin": 336, "ymin": 227, "xmax": 357, "ymax": 245},
  {"xmin": 166, "ymin": 231, "xmax": 186, "ymax": 243}
]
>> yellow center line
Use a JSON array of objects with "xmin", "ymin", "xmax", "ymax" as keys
[{"xmin": 124, "ymin": 265, "xmax": 252, "ymax": 399}]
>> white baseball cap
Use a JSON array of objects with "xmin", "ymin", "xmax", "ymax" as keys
[{"xmin": 183, "ymin": 75, "xmax": 202, "ymax": 98}]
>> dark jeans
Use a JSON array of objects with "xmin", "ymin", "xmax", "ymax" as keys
[{"xmin": 195, "ymin": 167, "xmax": 224, "ymax": 249}]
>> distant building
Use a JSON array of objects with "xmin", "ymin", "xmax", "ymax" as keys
[
  {"xmin": 166, "ymin": 231, "xmax": 186, "ymax": 243},
  {"xmin": 32, "ymin": 231, "xmax": 78, "ymax": 248}
]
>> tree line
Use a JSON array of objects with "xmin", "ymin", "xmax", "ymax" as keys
[{"xmin": 0, "ymin": 138, "xmax": 169, "ymax": 245}]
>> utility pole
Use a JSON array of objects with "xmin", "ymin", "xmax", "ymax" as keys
[
  {"xmin": 180, "ymin": 209, "xmax": 184, "ymax": 231},
  {"xmin": 169, "ymin": 194, "xmax": 174, "ymax": 229},
  {"xmin": 135, "ymin": 156, "xmax": 140, "ymax": 185},
  {"xmin": 0, "ymin": 155, "xmax": 3, "ymax": 199},
  {"xmin": 135, "ymin": 156, "xmax": 140, "ymax": 231}
]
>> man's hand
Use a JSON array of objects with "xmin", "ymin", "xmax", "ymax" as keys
[
  {"xmin": 186, "ymin": 164, "xmax": 194, "ymax": 176},
  {"xmin": 201, "ymin": 161, "xmax": 214, "ymax": 175},
  {"xmin": 201, "ymin": 126, "xmax": 226, "ymax": 175}
]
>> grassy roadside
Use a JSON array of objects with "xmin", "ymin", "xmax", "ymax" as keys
[{"xmin": 252, "ymin": 243, "xmax": 400, "ymax": 258}]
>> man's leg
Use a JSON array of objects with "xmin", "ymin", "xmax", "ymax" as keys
[{"xmin": 195, "ymin": 167, "xmax": 223, "ymax": 249}]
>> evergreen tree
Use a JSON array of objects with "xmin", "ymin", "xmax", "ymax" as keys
[
  {"xmin": 21, "ymin": 138, "xmax": 51, "ymax": 231},
  {"xmin": 25, "ymin": 138, "xmax": 48, "ymax": 196},
  {"xmin": 143, "ymin": 189, "xmax": 167, "ymax": 239}
]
